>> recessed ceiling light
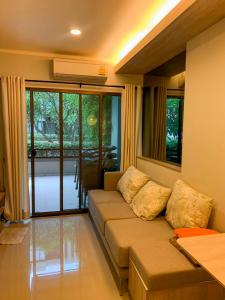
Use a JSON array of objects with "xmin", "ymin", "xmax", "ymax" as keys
[{"xmin": 70, "ymin": 29, "xmax": 81, "ymax": 36}]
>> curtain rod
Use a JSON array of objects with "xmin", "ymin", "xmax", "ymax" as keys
[
  {"xmin": 25, "ymin": 79, "xmax": 125, "ymax": 89},
  {"xmin": 27, "ymin": 81, "xmax": 183, "ymax": 91}
]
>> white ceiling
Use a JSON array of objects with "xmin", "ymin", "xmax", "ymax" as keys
[{"xmin": 0, "ymin": 0, "xmax": 180, "ymax": 63}]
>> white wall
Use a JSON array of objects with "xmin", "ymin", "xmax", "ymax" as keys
[
  {"xmin": 182, "ymin": 18, "xmax": 225, "ymax": 231},
  {"xmin": 0, "ymin": 51, "xmax": 143, "ymax": 85},
  {"xmin": 138, "ymin": 18, "xmax": 225, "ymax": 232},
  {"xmin": 137, "ymin": 158, "xmax": 181, "ymax": 187}
]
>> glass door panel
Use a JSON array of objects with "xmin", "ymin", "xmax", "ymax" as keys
[
  {"xmin": 82, "ymin": 94, "xmax": 100, "ymax": 148},
  {"xmin": 33, "ymin": 91, "xmax": 60, "ymax": 214},
  {"xmin": 62, "ymin": 93, "xmax": 80, "ymax": 210},
  {"xmin": 81, "ymin": 94, "xmax": 100, "ymax": 208},
  {"xmin": 26, "ymin": 90, "xmax": 33, "ymax": 211},
  {"xmin": 34, "ymin": 159, "xmax": 60, "ymax": 213},
  {"xmin": 102, "ymin": 95, "xmax": 121, "ymax": 172}
]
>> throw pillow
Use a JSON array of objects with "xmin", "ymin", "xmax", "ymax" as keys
[
  {"xmin": 117, "ymin": 165, "xmax": 150, "ymax": 203},
  {"xmin": 130, "ymin": 181, "xmax": 172, "ymax": 220},
  {"xmin": 174, "ymin": 228, "xmax": 219, "ymax": 238},
  {"xmin": 166, "ymin": 179, "xmax": 213, "ymax": 229}
]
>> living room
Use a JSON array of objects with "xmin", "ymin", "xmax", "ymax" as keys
[{"xmin": 0, "ymin": 1, "xmax": 225, "ymax": 299}]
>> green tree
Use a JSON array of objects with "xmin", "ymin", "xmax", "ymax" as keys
[{"xmin": 26, "ymin": 91, "xmax": 115, "ymax": 151}]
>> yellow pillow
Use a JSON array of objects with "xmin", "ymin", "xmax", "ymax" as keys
[
  {"xmin": 166, "ymin": 180, "xmax": 213, "ymax": 228},
  {"xmin": 131, "ymin": 181, "xmax": 171, "ymax": 220},
  {"xmin": 117, "ymin": 166, "xmax": 150, "ymax": 203}
]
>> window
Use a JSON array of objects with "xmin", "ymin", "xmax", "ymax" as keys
[
  {"xmin": 166, "ymin": 96, "xmax": 184, "ymax": 164},
  {"xmin": 142, "ymin": 87, "xmax": 184, "ymax": 166}
]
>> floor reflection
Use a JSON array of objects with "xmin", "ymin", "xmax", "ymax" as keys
[
  {"xmin": 30, "ymin": 217, "xmax": 80, "ymax": 279},
  {"xmin": 0, "ymin": 215, "xmax": 129, "ymax": 300}
]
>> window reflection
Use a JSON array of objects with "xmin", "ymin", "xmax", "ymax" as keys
[
  {"xmin": 64, "ymin": 239, "xmax": 79, "ymax": 272},
  {"xmin": 30, "ymin": 218, "xmax": 79, "ymax": 278}
]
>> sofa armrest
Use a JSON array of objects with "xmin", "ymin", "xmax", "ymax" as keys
[{"xmin": 104, "ymin": 171, "xmax": 124, "ymax": 191}]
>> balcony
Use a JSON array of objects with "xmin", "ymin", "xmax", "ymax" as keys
[{"xmin": 28, "ymin": 158, "xmax": 80, "ymax": 213}]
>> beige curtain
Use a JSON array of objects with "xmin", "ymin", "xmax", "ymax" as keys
[
  {"xmin": 135, "ymin": 86, "xmax": 142, "ymax": 157},
  {"xmin": 0, "ymin": 91, "xmax": 4, "ymax": 191},
  {"xmin": 1, "ymin": 76, "xmax": 30, "ymax": 221},
  {"xmin": 142, "ymin": 80, "xmax": 167, "ymax": 161},
  {"xmin": 142, "ymin": 87, "xmax": 154, "ymax": 158},
  {"xmin": 153, "ymin": 85, "xmax": 167, "ymax": 161},
  {"xmin": 120, "ymin": 84, "xmax": 141, "ymax": 171}
]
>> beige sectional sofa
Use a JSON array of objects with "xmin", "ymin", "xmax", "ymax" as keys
[{"xmin": 88, "ymin": 172, "xmax": 224, "ymax": 300}]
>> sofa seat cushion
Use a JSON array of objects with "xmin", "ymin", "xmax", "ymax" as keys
[
  {"xmin": 89, "ymin": 190, "xmax": 136, "ymax": 235},
  {"xmin": 105, "ymin": 217, "xmax": 174, "ymax": 268},
  {"xmin": 88, "ymin": 190, "xmax": 124, "ymax": 219},
  {"xmin": 91, "ymin": 201, "xmax": 137, "ymax": 235},
  {"xmin": 130, "ymin": 241, "xmax": 212, "ymax": 291}
]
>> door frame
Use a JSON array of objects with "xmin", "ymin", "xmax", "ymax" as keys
[{"xmin": 27, "ymin": 87, "xmax": 121, "ymax": 217}]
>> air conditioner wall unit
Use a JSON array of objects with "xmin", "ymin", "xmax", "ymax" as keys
[{"xmin": 53, "ymin": 59, "xmax": 108, "ymax": 83}]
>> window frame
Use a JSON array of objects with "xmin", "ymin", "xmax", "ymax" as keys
[{"xmin": 26, "ymin": 87, "xmax": 121, "ymax": 217}]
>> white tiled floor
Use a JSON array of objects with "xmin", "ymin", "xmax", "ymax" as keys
[
  {"xmin": 0, "ymin": 215, "xmax": 129, "ymax": 300},
  {"xmin": 29, "ymin": 176, "xmax": 80, "ymax": 212}
]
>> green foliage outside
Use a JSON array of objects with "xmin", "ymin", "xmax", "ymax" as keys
[
  {"xmin": 26, "ymin": 91, "xmax": 116, "ymax": 154},
  {"xmin": 82, "ymin": 94, "xmax": 100, "ymax": 147},
  {"xmin": 166, "ymin": 98, "xmax": 179, "ymax": 148},
  {"xmin": 166, "ymin": 97, "xmax": 184, "ymax": 162}
]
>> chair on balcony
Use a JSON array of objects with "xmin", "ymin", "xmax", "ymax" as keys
[
  {"xmin": 74, "ymin": 148, "xmax": 99, "ymax": 204},
  {"xmin": 74, "ymin": 146, "xmax": 118, "ymax": 207}
]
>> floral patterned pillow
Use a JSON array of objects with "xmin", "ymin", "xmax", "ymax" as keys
[
  {"xmin": 166, "ymin": 180, "xmax": 213, "ymax": 228},
  {"xmin": 117, "ymin": 166, "xmax": 150, "ymax": 203},
  {"xmin": 131, "ymin": 181, "xmax": 172, "ymax": 220}
]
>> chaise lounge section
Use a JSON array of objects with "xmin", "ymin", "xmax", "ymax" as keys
[{"xmin": 88, "ymin": 171, "xmax": 225, "ymax": 299}]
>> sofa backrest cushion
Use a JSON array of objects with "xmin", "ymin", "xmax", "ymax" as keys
[
  {"xmin": 117, "ymin": 165, "xmax": 150, "ymax": 203},
  {"xmin": 130, "ymin": 181, "xmax": 171, "ymax": 220},
  {"xmin": 166, "ymin": 179, "xmax": 213, "ymax": 229}
]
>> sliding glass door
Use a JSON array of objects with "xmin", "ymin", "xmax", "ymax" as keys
[
  {"xmin": 26, "ymin": 89, "xmax": 121, "ymax": 216},
  {"xmin": 62, "ymin": 93, "xmax": 80, "ymax": 210}
]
